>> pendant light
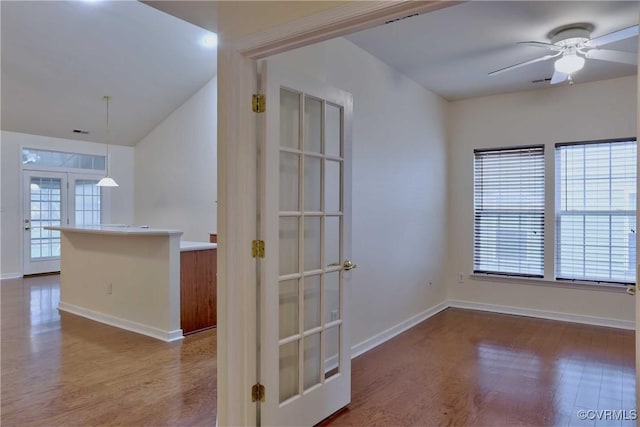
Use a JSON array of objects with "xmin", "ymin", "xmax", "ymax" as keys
[{"xmin": 97, "ymin": 95, "xmax": 119, "ymax": 187}]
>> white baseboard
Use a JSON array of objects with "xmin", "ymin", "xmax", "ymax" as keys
[
  {"xmin": 58, "ymin": 302, "xmax": 184, "ymax": 342},
  {"xmin": 447, "ymin": 299, "xmax": 635, "ymax": 330},
  {"xmin": 350, "ymin": 301, "xmax": 448, "ymax": 359},
  {"xmin": 1, "ymin": 273, "xmax": 22, "ymax": 280}
]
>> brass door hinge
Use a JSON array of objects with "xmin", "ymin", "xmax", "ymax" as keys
[
  {"xmin": 252, "ymin": 383, "xmax": 265, "ymax": 402},
  {"xmin": 252, "ymin": 94, "xmax": 265, "ymax": 113},
  {"xmin": 252, "ymin": 240, "xmax": 265, "ymax": 258}
]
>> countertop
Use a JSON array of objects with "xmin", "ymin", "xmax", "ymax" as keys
[
  {"xmin": 45, "ymin": 225, "xmax": 183, "ymax": 236},
  {"xmin": 180, "ymin": 241, "xmax": 217, "ymax": 252}
]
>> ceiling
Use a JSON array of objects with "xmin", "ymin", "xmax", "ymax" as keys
[
  {"xmin": 1, "ymin": 1, "xmax": 217, "ymax": 146},
  {"xmin": 346, "ymin": 1, "xmax": 638, "ymax": 100},
  {"xmin": 2, "ymin": 1, "xmax": 636, "ymax": 145}
]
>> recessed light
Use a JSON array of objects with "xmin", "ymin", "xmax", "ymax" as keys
[{"xmin": 201, "ymin": 33, "xmax": 218, "ymax": 48}]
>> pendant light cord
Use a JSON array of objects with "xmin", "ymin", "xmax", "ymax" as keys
[{"xmin": 104, "ymin": 95, "xmax": 110, "ymax": 175}]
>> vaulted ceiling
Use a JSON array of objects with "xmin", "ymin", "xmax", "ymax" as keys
[{"xmin": 1, "ymin": 1, "xmax": 217, "ymax": 146}]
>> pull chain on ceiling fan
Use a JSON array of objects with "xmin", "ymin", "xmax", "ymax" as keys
[{"xmin": 489, "ymin": 23, "xmax": 639, "ymax": 85}]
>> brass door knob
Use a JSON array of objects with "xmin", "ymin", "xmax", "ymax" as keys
[{"xmin": 343, "ymin": 260, "xmax": 357, "ymax": 271}]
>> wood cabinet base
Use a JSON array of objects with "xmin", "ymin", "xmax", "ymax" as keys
[{"xmin": 180, "ymin": 248, "xmax": 217, "ymax": 335}]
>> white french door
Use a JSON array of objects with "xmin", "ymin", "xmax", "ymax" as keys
[
  {"xmin": 259, "ymin": 60, "xmax": 354, "ymax": 426},
  {"xmin": 22, "ymin": 171, "xmax": 103, "ymax": 275}
]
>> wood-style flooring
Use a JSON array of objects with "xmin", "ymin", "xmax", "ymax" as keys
[
  {"xmin": 1, "ymin": 275, "xmax": 216, "ymax": 426},
  {"xmin": 1, "ymin": 275, "xmax": 636, "ymax": 426},
  {"xmin": 322, "ymin": 309, "xmax": 636, "ymax": 427}
]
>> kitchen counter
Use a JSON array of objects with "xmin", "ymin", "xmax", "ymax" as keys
[
  {"xmin": 48, "ymin": 225, "xmax": 182, "ymax": 236},
  {"xmin": 46, "ymin": 225, "xmax": 183, "ymax": 342},
  {"xmin": 180, "ymin": 241, "xmax": 217, "ymax": 252}
]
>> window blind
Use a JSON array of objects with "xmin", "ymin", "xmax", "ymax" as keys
[
  {"xmin": 474, "ymin": 146, "xmax": 545, "ymax": 277},
  {"xmin": 556, "ymin": 139, "xmax": 636, "ymax": 284}
]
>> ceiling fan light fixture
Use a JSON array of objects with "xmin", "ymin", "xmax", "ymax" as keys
[{"xmin": 554, "ymin": 52, "xmax": 585, "ymax": 74}]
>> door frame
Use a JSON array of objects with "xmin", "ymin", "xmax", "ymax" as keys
[{"xmin": 216, "ymin": 2, "xmax": 459, "ymax": 425}]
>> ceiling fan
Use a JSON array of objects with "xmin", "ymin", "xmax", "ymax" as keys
[{"xmin": 489, "ymin": 23, "xmax": 639, "ymax": 84}]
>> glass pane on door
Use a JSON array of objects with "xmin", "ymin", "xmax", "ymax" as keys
[
  {"xmin": 303, "ymin": 333, "xmax": 321, "ymax": 390},
  {"xmin": 279, "ymin": 341, "xmax": 299, "ymax": 403},
  {"xmin": 280, "ymin": 89, "xmax": 300, "ymax": 149},
  {"xmin": 325, "ymin": 326, "xmax": 340, "ymax": 379},
  {"xmin": 74, "ymin": 180, "xmax": 101, "ymax": 226},
  {"xmin": 29, "ymin": 177, "xmax": 62, "ymax": 260}
]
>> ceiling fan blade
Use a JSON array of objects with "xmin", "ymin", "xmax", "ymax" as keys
[
  {"xmin": 550, "ymin": 71, "xmax": 568, "ymax": 85},
  {"xmin": 488, "ymin": 52, "xmax": 561, "ymax": 76},
  {"xmin": 585, "ymin": 49, "xmax": 637, "ymax": 65},
  {"xmin": 585, "ymin": 25, "xmax": 639, "ymax": 48},
  {"xmin": 518, "ymin": 41, "xmax": 563, "ymax": 51}
]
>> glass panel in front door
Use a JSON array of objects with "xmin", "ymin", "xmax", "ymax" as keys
[
  {"xmin": 278, "ymin": 88, "xmax": 345, "ymax": 403},
  {"xmin": 74, "ymin": 179, "xmax": 101, "ymax": 226},
  {"xmin": 29, "ymin": 177, "xmax": 62, "ymax": 260}
]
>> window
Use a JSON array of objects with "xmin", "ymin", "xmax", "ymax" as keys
[
  {"xmin": 22, "ymin": 148, "xmax": 105, "ymax": 171},
  {"xmin": 474, "ymin": 146, "xmax": 545, "ymax": 277},
  {"xmin": 556, "ymin": 140, "xmax": 636, "ymax": 284}
]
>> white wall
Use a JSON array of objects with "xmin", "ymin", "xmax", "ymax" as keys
[
  {"xmin": 447, "ymin": 75, "xmax": 638, "ymax": 323},
  {"xmin": 0, "ymin": 130, "xmax": 134, "ymax": 278},
  {"xmin": 271, "ymin": 38, "xmax": 449, "ymax": 348},
  {"xmin": 134, "ymin": 76, "xmax": 217, "ymax": 242}
]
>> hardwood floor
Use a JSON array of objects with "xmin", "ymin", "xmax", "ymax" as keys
[
  {"xmin": 1, "ymin": 275, "xmax": 216, "ymax": 426},
  {"xmin": 2, "ymin": 275, "xmax": 635, "ymax": 426},
  {"xmin": 323, "ymin": 309, "xmax": 636, "ymax": 427}
]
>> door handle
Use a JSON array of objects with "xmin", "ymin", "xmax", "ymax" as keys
[
  {"xmin": 327, "ymin": 260, "xmax": 357, "ymax": 271},
  {"xmin": 626, "ymin": 285, "xmax": 636, "ymax": 296},
  {"xmin": 343, "ymin": 260, "xmax": 357, "ymax": 271},
  {"xmin": 24, "ymin": 226, "xmax": 31, "ymax": 231}
]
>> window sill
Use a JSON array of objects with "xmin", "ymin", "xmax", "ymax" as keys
[{"xmin": 468, "ymin": 273, "xmax": 632, "ymax": 294}]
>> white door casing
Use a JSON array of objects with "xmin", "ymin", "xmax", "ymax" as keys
[{"xmin": 259, "ymin": 60, "xmax": 353, "ymax": 426}]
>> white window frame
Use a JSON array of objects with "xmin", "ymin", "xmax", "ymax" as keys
[
  {"xmin": 555, "ymin": 138, "xmax": 637, "ymax": 285},
  {"xmin": 473, "ymin": 145, "xmax": 546, "ymax": 278}
]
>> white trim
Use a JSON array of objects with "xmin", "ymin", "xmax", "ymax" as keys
[
  {"xmin": 350, "ymin": 302, "xmax": 449, "ymax": 359},
  {"xmin": 1, "ymin": 273, "xmax": 22, "ymax": 280},
  {"xmin": 448, "ymin": 299, "xmax": 635, "ymax": 330},
  {"xmin": 58, "ymin": 301, "xmax": 184, "ymax": 342},
  {"xmin": 216, "ymin": 45, "xmax": 258, "ymax": 427}
]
